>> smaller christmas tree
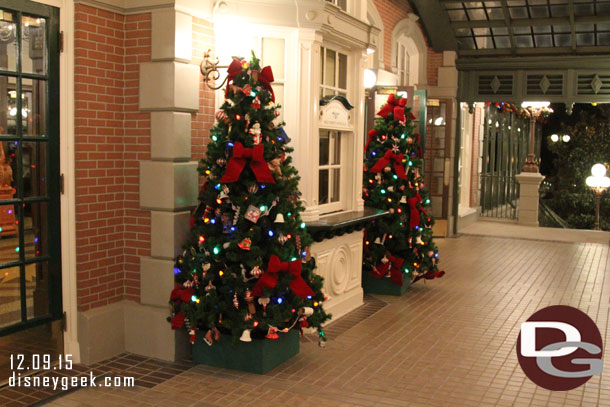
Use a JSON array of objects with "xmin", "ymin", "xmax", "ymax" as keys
[
  {"xmin": 362, "ymin": 93, "xmax": 445, "ymax": 285},
  {"xmin": 169, "ymin": 53, "xmax": 330, "ymax": 347}
]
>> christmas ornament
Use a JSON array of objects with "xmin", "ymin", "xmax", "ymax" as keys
[
  {"xmin": 244, "ymin": 205, "xmax": 262, "ymax": 223},
  {"xmin": 250, "ymin": 265, "xmax": 262, "ymax": 278},
  {"xmin": 268, "ymin": 158, "xmax": 282, "ymax": 175},
  {"xmin": 275, "ymin": 213, "xmax": 285, "ymax": 223},
  {"xmin": 278, "ymin": 233, "xmax": 288, "ymax": 244},
  {"xmin": 251, "ymin": 96, "xmax": 261, "ymax": 109},
  {"xmin": 278, "ymin": 127, "xmax": 291, "ymax": 143},
  {"xmin": 189, "ymin": 328, "xmax": 197, "ymax": 344},
  {"xmin": 233, "ymin": 293, "xmax": 239, "ymax": 309},
  {"xmin": 266, "ymin": 326, "xmax": 279, "ymax": 340},
  {"xmin": 295, "ymin": 234, "xmax": 302, "ymax": 253},
  {"xmin": 215, "ymin": 111, "xmax": 229, "ymax": 123},
  {"xmin": 244, "ymin": 289, "xmax": 256, "ymax": 314},
  {"xmin": 249, "ymin": 122, "xmax": 263, "ymax": 144},
  {"xmin": 258, "ymin": 296, "xmax": 270, "ymax": 310},
  {"xmin": 248, "ymin": 184, "xmax": 259, "ymax": 194},
  {"xmin": 238, "ymin": 237, "xmax": 252, "ymax": 250},
  {"xmin": 216, "ymin": 158, "xmax": 227, "ymax": 166},
  {"xmin": 240, "ymin": 329, "xmax": 252, "ymax": 342}
]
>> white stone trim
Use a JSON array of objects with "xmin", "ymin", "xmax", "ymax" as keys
[
  {"xmin": 390, "ymin": 14, "xmax": 427, "ymax": 88},
  {"xmin": 365, "ymin": 0, "xmax": 383, "ymax": 70}
]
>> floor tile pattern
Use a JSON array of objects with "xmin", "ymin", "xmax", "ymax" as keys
[{"xmin": 40, "ymin": 236, "xmax": 610, "ymax": 406}]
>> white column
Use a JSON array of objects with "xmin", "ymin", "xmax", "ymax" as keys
[
  {"xmin": 516, "ymin": 173, "xmax": 544, "ymax": 226},
  {"xmin": 130, "ymin": 9, "xmax": 199, "ymax": 361},
  {"xmin": 295, "ymin": 30, "xmax": 323, "ymax": 222}
]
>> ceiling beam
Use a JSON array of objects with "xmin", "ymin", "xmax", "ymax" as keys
[
  {"xmin": 451, "ymin": 15, "xmax": 610, "ymax": 29},
  {"xmin": 499, "ymin": 0, "xmax": 516, "ymax": 51},
  {"xmin": 408, "ymin": 0, "xmax": 458, "ymax": 51},
  {"xmin": 568, "ymin": 0, "xmax": 577, "ymax": 50},
  {"xmin": 457, "ymin": 44, "xmax": 610, "ymax": 57}
]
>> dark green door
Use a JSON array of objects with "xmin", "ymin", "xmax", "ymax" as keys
[{"xmin": 0, "ymin": 0, "xmax": 62, "ymax": 381}]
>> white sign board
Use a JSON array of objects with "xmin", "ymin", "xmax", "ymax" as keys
[{"xmin": 319, "ymin": 99, "xmax": 352, "ymax": 129}]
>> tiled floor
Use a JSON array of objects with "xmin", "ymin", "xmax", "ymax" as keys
[{"xmin": 42, "ymin": 235, "xmax": 610, "ymax": 407}]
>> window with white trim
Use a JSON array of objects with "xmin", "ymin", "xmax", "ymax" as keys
[
  {"xmin": 325, "ymin": 0, "xmax": 347, "ymax": 12},
  {"xmin": 318, "ymin": 130, "xmax": 345, "ymax": 211},
  {"xmin": 396, "ymin": 41, "xmax": 409, "ymax": 86},
  {"xmin": 320, "ymin": 46, "xmax": 348, "ymax": 99}
]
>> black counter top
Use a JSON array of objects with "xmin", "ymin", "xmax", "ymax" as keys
[{"xmin": 307, "ymin": 208, "xmax": 389, "ymax": 242}]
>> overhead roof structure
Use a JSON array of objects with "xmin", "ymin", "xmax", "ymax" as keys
[{"xmin": 409, "ymin": 0, "xmax": 610, "ymax": 104}]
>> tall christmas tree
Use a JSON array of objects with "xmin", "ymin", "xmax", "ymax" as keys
[
  {"xmin": 169, "ymin": 53, "xmax": 330, "ymax": 346},
  {"xmin": 362, "ymin": 94, "xmax": 445, "ymax": 285}
]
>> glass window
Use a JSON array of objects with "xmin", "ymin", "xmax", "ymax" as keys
[
  {"xmin": 325, "ymin": 0, "xmax": 347, "ymax": 12},
  {"xmin": 320, "ymin": 46, "xmax": 348, "ymax": 99},
  {"xmin": 318, "ymin": 130, "xmax": 343, "ymax": 209}
]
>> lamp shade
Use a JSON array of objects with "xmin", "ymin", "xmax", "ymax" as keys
[{"xmin": 591, "ymin": 163, "xmax": 607, "ymax": 177}]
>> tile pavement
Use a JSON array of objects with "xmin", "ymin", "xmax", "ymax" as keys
[{"xmin": 36, "ymin": 235, "xmax": 610, "ymax": 406}]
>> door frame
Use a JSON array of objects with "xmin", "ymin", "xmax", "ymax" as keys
[{"xmin": 18, "ymin": 0, "xmax": 79, "ymax": 362}]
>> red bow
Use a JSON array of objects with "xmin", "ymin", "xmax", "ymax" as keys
[
  {"xmin": 252, "ymin": 255, "xmax": 314, "ymax": 298},
  {"xmin": 224, "ymin": 58, "xmax": 244, "ymax": 99},
  {"xmin": 408, "ymin": 193, "xmax": 423, "ymax": 229},
  {"xmin": 219, "ymin": 142, "xmax": 276, "ymax": 184},
  {"xmin": 170, "ymin": 285, "xmax": 194, "ymax": 303},
  {"xmin": 377, "ymin": 94, "xmax": 407, "ymax": 122},
  {"xmin": 257, "ymin": 66, "xmax": 275, "ymax": 102},
  {"xmin": 368, "ymin": 149, "xmax": 407, "ymax": 180},
  {"xmin": 364, "ymin": 129, "xmax": 378, "ymax": 151},
  {"xmin": 370, "ymin": 255, "xmax": 405, "ymax": 286},
  {"xmin": 170, "ymin": 312, "xmax": 186, "ymax": 329}
]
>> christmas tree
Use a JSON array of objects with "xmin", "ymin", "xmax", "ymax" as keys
[
  {"xmin": 362, "ymin": 93, "xmax": 445, "ymax": 285},
  {"xmin": 169, "ymin": 53, "xmax": 330, "ymax": 346}
]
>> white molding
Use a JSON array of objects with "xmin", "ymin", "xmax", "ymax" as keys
[
  {"xmin": 390, "ymin": 14, "xmax": 428, "ymax": 87},
  {"xmin": 366, "ymin": 0, "xmax": 383, "ymax": 70},
  {"xmin": 32, "ymin": 0, "xmax": 81, "ymax": 363}
]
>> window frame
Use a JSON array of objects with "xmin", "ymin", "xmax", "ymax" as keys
[{"xmin": 317, "ymin": 130, "xmax": 347, "ymax": 213}]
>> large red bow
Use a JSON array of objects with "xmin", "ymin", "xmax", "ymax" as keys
[
  {"xmin": 377, "ymin": 94, "xmax": 407, "ymax": 122},
  {"xmin": 368, "ymin": 149, "xmax": 407, "ymax": 180},
  {"xmin": 408, "ymin": 193, "xmax": 423, "ymax": 229},
  {"xmin": 256, "ymin": 66, "xmax": 275, "ymax": 102},
  {"xmin": 219, "ymin": 142, "xmax": 276, "ymax": 184},
  {"xmin": 252, "ymin": 255, "xmax": 314, "ymax": 298},
  {"xmin": 224, "ymin": 58, "xmax": 244, "ymax": 99},
  {"xmin": 370, "ymin": 255, "xmax": 405, "ymax": 286}
]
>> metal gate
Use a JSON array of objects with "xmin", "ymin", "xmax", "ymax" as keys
[{"xmin": 480, "ymin": 106, "xmax": 529, "ymax": 219}]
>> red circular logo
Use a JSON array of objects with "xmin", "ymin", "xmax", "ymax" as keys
[{"xmin": 516, "ymin": 305, "xmax": 603, "ymax": 391}]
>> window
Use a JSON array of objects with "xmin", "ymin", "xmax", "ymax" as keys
[
  {"xmin": 396, "ymin": 41, "xmax": 409, "ymax": 86},
  {"xmin": 318, "ymin": 130, "xmax": 345, "ymax": 212},
  {"xmin": 325, "ymin": 0, "xmax": 347, "ymax": 12},
  {"xmin": 260, "ymin": 37, "xmax": 285, "ymax": 121},
  {"xmin": 320, "ymin": 46, "xmax": 348, "ymax": 99}
]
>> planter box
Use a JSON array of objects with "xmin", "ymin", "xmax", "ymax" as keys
[
  {"xmin": 192, "ymin": 330, "xmax": 299, "ymax": 374},
  {"xmin": 362, "ymin": 273, "xmax": 410, "ymax": 296}
]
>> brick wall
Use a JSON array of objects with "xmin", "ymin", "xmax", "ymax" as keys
[
  {"xmin": 191, "ymin": 17, "xmax": 215, "ymax": 165},
  {"xmin": 372, "ymin": 0, "xmax": 443, "ymax": 86},
  {"xmin": 74, "ymin": 4, "xmax": 151, "ymax": 312}
]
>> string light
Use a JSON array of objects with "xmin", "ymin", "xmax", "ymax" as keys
[
  {"xmin": 268, "ymin": 230, "xmax": 274, "ymax": 237},
  {"xmin": 300, "ymin": 222, "xmax": 306, "ymax": 229},
  {"xmin": 213, "ymin": 246, "xmax": 220, "ymax": 255},
  {"xmin": 199, "ymin": 235, "xmax": 205, "ymax": 243},
  {"xmin": 211, "ymin": 135, "xmax": 218, "ymax": 142},
  {"xmin": 218, "ymin": 270, "xmax": 224, "ymax": 276},
  {"xmin": 277, "ymin": 297, "xmax": 283, "ymax": 304}
]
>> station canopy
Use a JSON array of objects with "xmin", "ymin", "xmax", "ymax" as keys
[{"xmin": 410, "ymin": 0, "xmax": 610, "ymax": 57}]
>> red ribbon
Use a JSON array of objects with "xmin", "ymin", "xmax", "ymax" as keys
[
  {"xmin": 377, "ymin": 94, "xmax": 407, "ymax": 122},
  {"xmin": 170, "ymin": 285, "xmax": 194, "ymax": 303},
  {"xmin": 369, "ymin": 150, "xmax": 407, "ymax": 180},
  {"xmin": 252, "ymin": 255, "xmax": 315, "ymax": 298},
  {"xmin": 219, "ymin": 142, "xmax": 276, "ymax": 184},
  {"xmin": 408, "ymin": 193, "xmax": 423, "ymax": 229},
  {"xmin": 170, "ymin": 312, "xmax": 186, "ymax": 329},
  {"xmin": 257, "ymin": 66, "xmax": 275, "ymax": 102},
  {"xmin": 224, "ymin": 58, "xmax": 243, "ymax": 98},
  {"xmin": 364, "ymin": 129, "xmax": 378, "ymax": 151},
  {"xmin": 370, "ymin": 255, "xmax": 405, "ymax": 286}
]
